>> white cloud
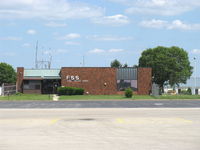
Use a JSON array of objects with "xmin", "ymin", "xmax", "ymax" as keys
[
  {"xmin": 55, "ymin": 49, "xmax": 68, "ymax": 54},
  {"xmin": 65, "ymin": 41, "xmax": 80, "ymax": 45},
  {"xmin": 59, "ymin": 33, "xmax": 81, "ymax": 40},
  {"xmin": 88, "ymin": 35, "xmax": 132, "ymax": 41},
  {"xmin": 22, "ymin": 43, "xmax": 31, "ymax": 47},
  {"xmin": 89, "ymin": 48, "xmax": 125, "ymax": 54},
  {"xmin": 108, "ymin": 49, "xmax": 124, "ymax": 52},
  {"xmin": 192, "ymin": 49, "xmax": 200, "ymax": 54},
  {"xmin": 2, "ymin": 52, "xmax": 15, "ymax": 56},
  {"xmin": 167, "ymin": 20, "xmax": 200, "ymax": 30},
  {"xmin": 89, "ymin": 48, "xmax": 105, "ymax": 53},
  {"xmin": 140, "ymin": 19, "xmax": 168, "ymax": 29},
  {"xmin": 108, "ymin": 0, "xmax": 130, "ymax": 3},
  {"xmin": 92, "ymin": 14, "xmax": 130, "ymax": 26},
  {"xmin": 44, "ymin": 49, "xmax": 68, "ymax": 55},
  {"xmin": 109, "ymin": 0, "xmax": 200, "ymax": 16},
  {"xmin": 27, "ymin": 29, "xmax": 36, "ymax": 35},
  {"xmin": 0, "ymin": 36, "xmax": 21, "ymax": 40},
  {"xmin": 140, "ymin": 19, "xmax": 200, "ymax": 30},
  {"xmin": 0, "ymin": 0, "xmax": 104, "ymax": 20},
  {"xmin": 45, "ymin": 22, "xmax": 67, "ymax": 27}
]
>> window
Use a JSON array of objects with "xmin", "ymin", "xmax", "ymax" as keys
[
  {"xmin": 117, "ymin": 68, "xmax": 138, "ymax": 91},
  {"xmin": 35, "ymin": 85, "xmax": 41, "ymax": 90},
  {"xmin": 23, "ymin": 80, "xmax": 41, "ymax": 90},
  {"xmin": 117, "ymin": 80, "xmax": 137, "ymax": 91}
]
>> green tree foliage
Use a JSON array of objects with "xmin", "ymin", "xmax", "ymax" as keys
[
  {"xmin": 187, "ymin": 88, "xmax": 192, "ymax": 95},
  {"xmin": 110, "ymin": 59, "xmax": 122, "ymax": 68},
  {"xmin": 0, "ymin": 62, "xmax": 16, "ymax": 85},
  {"xmin": 139, "ymin": 46, "xmax": 193, "ymax": 91},
  {"xmin": 123, "ymin": 63, "xmax": 128, "ymax": 68},
  {"xmin": 133, "ymin": 65, "xmax": 138, "ymax": 68}
]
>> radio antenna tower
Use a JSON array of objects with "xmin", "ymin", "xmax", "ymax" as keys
[
  {"xmin": 35, "ymin": 41, "xmax": 38, "ymax": 69},
  {"xmin": 34, "ymin": 41, "xmax": 53, "ymax": 69}
]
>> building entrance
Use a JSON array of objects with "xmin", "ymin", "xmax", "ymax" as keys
[{"xmin": 42, "ymin": 79, "xmax": 61, "ymax": 94}]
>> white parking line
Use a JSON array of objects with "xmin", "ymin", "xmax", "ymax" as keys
[{"xmin": 154, "ymin": 103, "xmax": 163, "ymax": 106}]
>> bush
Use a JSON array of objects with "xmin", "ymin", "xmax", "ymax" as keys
[
  {"xmin": 74, "ymin": 88, "xmax": 84, "ymax": 95},
  {"xmin": 125, "ymin": 88, "xmax": 133, "ymax": 98},
  {"xmin": 180, "ymin": 88, "xmax": 192, "ymax": 95},
  {"xmin": 15, "ymin": 92, "xmax": 22, "ymax": 96},
  {"xmin": 57, "ymin": 87, "xmax": 84, "ymax": 95},
  {"xmin": 187, "ymin": 88, "xmax": 192, "ymax": 95},
  {"xmin": 57, "ymin": 87, "xmax": 66, "ymax": 95}
]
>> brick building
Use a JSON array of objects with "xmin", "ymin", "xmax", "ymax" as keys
[{"xmin": 17, "ymin": 67, "xmax": 152, "ymax": 95}]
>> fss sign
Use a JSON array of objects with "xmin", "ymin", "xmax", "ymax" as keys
[{"xmin": 66, "ymin": 75, "xmax": 80, "ymax": 81}]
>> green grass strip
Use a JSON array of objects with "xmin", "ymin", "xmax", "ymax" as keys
[{"xmin": 0, "ymin": 94, "xmax": 52, "ymax": 100}]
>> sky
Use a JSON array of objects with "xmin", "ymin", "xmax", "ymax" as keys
[{"xmin": 0, "ymin": 0, "xmax": 200, "ymax": 76}]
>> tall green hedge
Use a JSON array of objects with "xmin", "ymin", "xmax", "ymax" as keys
[{"xmin": 57, "ymin": 87, "xmax": 84, "ymax": 95}]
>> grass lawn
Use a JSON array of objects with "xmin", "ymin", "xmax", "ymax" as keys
[
  {"xmin": 1, "ymin": 94, "xmax": 200, "ymax": 100},
  {"xmin": 155, "ymin": 95, "xmax": 200, "ymax": 99},
  {"xmin": 0, "ymin": 94, "xmax": 52, "ymax": 100},
  {"xmin": 59, "ymin": 95, "xmax": 132, "ymax": 100},
  {"xmin": 60, "ymin": 94, "xmax": 200, "ymax": 100}
]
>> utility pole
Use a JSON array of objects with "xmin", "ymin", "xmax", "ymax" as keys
[
  {"xmin": 83, "ymin": 56, "xmax": 85, "ymax": 67},
  {"xmin": 194, "ymin": 57, "xmax": 197, "ymax": 94}
]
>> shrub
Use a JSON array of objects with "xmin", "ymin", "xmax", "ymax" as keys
[
  {"xmin": 187, "ymin": 88, "xmax": 192, "ymax": 95},
  {"xmin": 15, "ymin": 92, "xmax": 22, "ymax": 96},
  {"xmin": 125, "ymin": 88, "xmax": 133, "ymax": 98},
  {"xmin": 57, "ymin": 87, "xmax": 84, "ymax": 95},
  {"xmin": 180, "ymin": 88, "xmax": 192, "ymax": 95},
  {"xmin": 74, "ymin": 88, "xmax": 84, "ymax": 95},
  {"xmin": 65, "ymin": 87, "xmax": 73, "ymax": 95},
  {"xmin": 57, "ymin": 87, "xmax": 66, "ymax": 95}
]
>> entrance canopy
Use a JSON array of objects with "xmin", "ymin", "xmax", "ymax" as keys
[{"xmin": 24, "ymin": 69, "xmax": 61, "ymax": 80}]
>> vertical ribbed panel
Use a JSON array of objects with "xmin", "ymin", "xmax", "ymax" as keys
[{"xmin": 117, "ymin": 68, "xmax": 137, "ymax": 80}]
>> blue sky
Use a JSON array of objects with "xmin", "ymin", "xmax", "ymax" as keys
[{"xmin": 0, "ymin": 0, "xmax": 200, "ymax": 76}]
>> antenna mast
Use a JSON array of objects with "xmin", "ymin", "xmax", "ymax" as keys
[
  {"xmin": 35, "ymin": 41, "xmax": 38, "ymax": 69},
  {"xmin": 34, "ymin": 42, "xmax": 53, "ymax": 69},
  {"xmin": 83, "ymin": 56, "xmax": 85, "ymax": 67}
]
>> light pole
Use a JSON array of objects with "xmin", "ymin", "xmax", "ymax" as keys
[{"xmin": 194, "ymin": 57, "xmax": 197, "ymax": 94}]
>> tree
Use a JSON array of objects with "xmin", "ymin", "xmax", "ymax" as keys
[
  {"xmin": 0, "ymin": 62, "xmax": 16, "ymax": 86},
  {"xmin": 123, "ymin": 63, "xmax": 128, "ymax": 68},
  {"xmin": 110, "ymin": 59, "xmax": 122, "ymax": 68},
  {"xmin": 139, "ymin": 46, "xmax": 193, "ymax": 92},
  {"xmin": 133, "ymin": 65, "xmax": 138, "ymax": 68}
]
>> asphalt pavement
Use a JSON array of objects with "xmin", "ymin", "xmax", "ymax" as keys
[
  {"xmin": 0, "ymin": 100, "xmax": 200, "ymax": 108},
  {"xmin": 0, "ymin": 108, "xmax": 200, "ymax": 150}
]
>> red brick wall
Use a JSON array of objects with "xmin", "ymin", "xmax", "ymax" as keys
[
  {"xmin": 23, "ymin": 89, "xmax": 41, "ymax": 94},
  {"xmin": 61, "ymin": 67, "xmax": 117, "ymax": 95},
  {"xmin": 16, "ymin": 67, "xmax": 24, "ymax": 93},
  {"xmin": 16, "ymin": 67, "xmax": 152, "ymax": 95},
  {"xmin": 137, "ymin": 68, "xmax": 152, "ymax": 95}
]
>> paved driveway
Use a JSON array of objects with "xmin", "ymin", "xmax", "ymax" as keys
[
  {"xmin": 0, "ymin": 100, "xmax": 200, "ymax": 108},
  {"xmin": 0, "ymin": 108, "xmax": 200, "ymax": 150}
]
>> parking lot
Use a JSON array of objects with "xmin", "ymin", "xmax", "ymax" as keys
[{"xmin": 0, "ymin": 108, "xmax": 200, "ymax": 150}]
